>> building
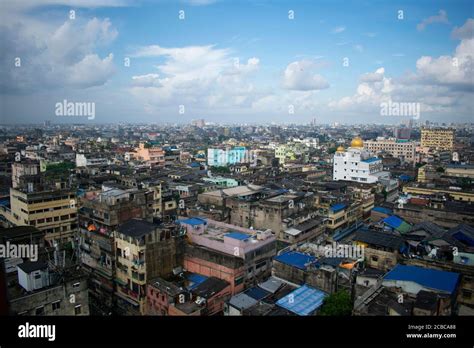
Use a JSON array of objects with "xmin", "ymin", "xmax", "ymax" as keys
[
  {"xmin": 75, "ymin": 153, "xmax": 108, "ymax": 167},
  {"xmin": 4, "ymin": 187, "xmax": 78, "ymax": 245},
  {"xmin": 78, "ymin": 186, "xmax": 150, "ymax": 315},
  {"xmin": 353, "ymin": 228, "xmax": 404, "ymax": 271},
  {"xmin": 421, "ymin": 128, "xmax": 455, "ymax": 151},
  {"xmin": 364, "ymin": 138, "xmax": 416, "ymax": 163},
  {"xmin": 8, "ymin": 261, "xmax": 90, "ymax": 316},
  {"xmin": 114, "ymin": 219, "xmax": 185, "ymax": 315},
  {"xmin": 12, "ymin": 161, "xmax": 40, "ymax": 188},
  {"xmin": 333, "ymin": 137, "xmax": 390, "ymax": 184},
  {"xmin": 134, "ymin": 143, "xmax": 165, "ymax": 166},
  {"xmin": 179, "ymin": 217, "xmax": 276, "ymax": 294}
]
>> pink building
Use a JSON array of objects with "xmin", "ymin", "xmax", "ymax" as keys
[
  {"xmin": 179, "ymin": 217, "xmax": 276, "ymax": 294},
  {"xmin": 135, "ymin": 143, "xmax": 165, "ymax": 166}
]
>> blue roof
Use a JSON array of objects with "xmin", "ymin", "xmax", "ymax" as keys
[
  {"xmin": 362, "ymin": 157, "xmax": 380, "ymax": 163},
  {"xmin": 188, "ymin": 162, "xmax": 201, "ymax": 168},
  {"xmin": 399, "ymin": 174, "xmax": 412, "ymax": 181},
  {"xmin": 244, "ymin": 286, "xmax": 270, "ymax": 301},
  {"xmin": 274, "ymin": 251, "xmax": 317, "ymax": 270},
  {"xmin": 225, "ymin": 232, "xmax": 251, "ymax": 241},
  {"xmin": 384, "ymin": 265, "xmax": 460, "ymax": 294},
  {"xmin": 383, "ymin": 215, "xmax": 404, "ymax": 228},
  {"xmin": 178, "ymin": 217, "xmax": 207, "ymax": 226},
  {"xmin": 372, "ymin": 206, "xmax": 392, "ymax": 215},
  {"xmin": 330, "ymin": 203, "xmax": 346, "ymax": 213},
  {"xmin": 185, "ymin": 273, "xmax": 208, "ymax": 290},
  {"xmin": 276, "ymin": 285, "xmax": 328, "ymax": 316}
]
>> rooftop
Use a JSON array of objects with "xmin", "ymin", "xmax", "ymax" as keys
[
  {"xmin": 274, "ymin": 251, "xmax": 317, "ymax": 270},
  {"xmin": 116, "ymin": 219, "xmax": 158, "ymax": 238},
  {"xmin": 384, "ymin": 264, "xmax": 460, "ymax": 294},
  {"xmin": 276, "ymin": 285, "xmax": 327, "ymax": 316}
]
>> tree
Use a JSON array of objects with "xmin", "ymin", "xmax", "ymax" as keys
[{"xmin": 319, "ymin": 290, "xmax": 352, "ymax": 316}]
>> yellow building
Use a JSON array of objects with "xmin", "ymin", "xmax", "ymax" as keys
[
  {"xmin": 114, "ymin": 219, "xmax": 182, "ymax": 315},
  {"xmin": 403, "ymin": 185, "xmax": 474, "ymax": 202},
  {"xmin": 4, "ymin": 187, "xmax": 78, "ymax": 244},
  {"xmin": 421, "ymin": 128, "xmax": 455, "ymax": 151}
]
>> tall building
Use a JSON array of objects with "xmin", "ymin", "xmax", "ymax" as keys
[
  {"xmin": 11, "ymin": 161, "xmax": 40, "ymax": 188},
  {"xmin": 364, "ymin": 137, "xmax": 417, "ymax": 163},
  {"xmin": 4, "ymin": 186, "xmax": 78, "ymax": 245},
  {"xmin": 78, "ymin": 186, "xmax": 150, "ymax": 315},
  {"xmin": 421, "ymin": 128, "xmax": 455, "ymax": 151},
  {"xmin": 114, "ymin": 219, "xmax": 185, "ymax": 315},
  {"xmin": 333, "ymin": 137, "xmax": 389, "ymax": 183}
]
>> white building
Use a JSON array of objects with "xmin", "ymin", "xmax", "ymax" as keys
[
  {"xmin": 333, "ymin": 137, "xmax": 389, "ymax": 184},
  {"xmin": 76, "ymin": 153, "xmax": 108, "ymax": 167}
]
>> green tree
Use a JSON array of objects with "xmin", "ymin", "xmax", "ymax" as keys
[{"xmin": 319, "ymin": 290, "xmax": 352, "ymax": 316}]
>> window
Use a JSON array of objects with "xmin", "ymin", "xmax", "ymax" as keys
[
  {"xmin": 371, "ymin": 256, "xmax": 379, "ymax": 262},
  {"xmin": 462, "ymin": 290, "xmax": 472, "ymax": 299},
  {"xmin": 234, "ymin": 277, "xmax": 244, "ymax": 286},
  {"xmin": 35, "ymin": 306, "xmax": 45, "ymax": 316},
  {"xmin": 74, "ymin": 305, "xmax": 82, "ymax": 315},
  {"xmin": 52, "ymin": 301, "xmax": 61, "ymax": 311}
]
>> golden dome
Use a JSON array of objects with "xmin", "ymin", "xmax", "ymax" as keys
[
  {"xmin": 336, "ymin": 145, "xmax": 345, "ymax": 152},
  {"xmin": 350, "ymin": 137, "xmax": 364, "ymax": 148}
]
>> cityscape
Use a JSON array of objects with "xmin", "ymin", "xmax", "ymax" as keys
[{"xmin": 0, "ymin": 0, "xmax": 473, "ymax": 345}]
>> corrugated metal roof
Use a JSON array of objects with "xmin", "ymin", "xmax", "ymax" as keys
[
  {"xmin": 225, "ymin": 232, "xmax": 251, "ymax": 241},
  {"xmin": 178, "ymin": 217, "xmax": 207, "ymax": 226},
  {"xmin": 384, "ymin": 264, "xmax": 460, "ymax": 294},
  {"xmin": 331, "ymin": 203, "xmax": 346, "ymax": 213},
  {"xmin": 276, "ymin": 285, "xmax": 327, "ymax": 316},
  {"xmin": 274, "ymin": 251, "xmax": 317, "ymax": 270}
]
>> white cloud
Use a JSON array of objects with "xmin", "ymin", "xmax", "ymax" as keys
[
  {"xmin": 131, "ymin": 74, "xmax": 162, "ymax": 87},
  {"xmin": 417, "ymin": 10, "xmax": 449, "ymax": 31},
  {"xmin": 353, "ymin": 44, "xmax": 364, "ymax": 53},
  {"xmin": 332, "ymin": 26, "xmax": 346, "ymax": 34},
  {"xmin": 360, "ymin": 68, "xmax": 385, "ymax": 82},
  {"xmin": 329, "ymin": 20, "xmax": 474, "ymax": 119},
  {"xmin": 129, "ymin": 44, "xmax": 260, "ymax": 112},
  {"xmin": 0, "ymin": 17, "xmax": 118, "ymax": 93},
  {"xmin": 452, "ymin": 18, "xmax": 474, "ymax": 39},
  {"xmin": 282, "ymin": 60, "xmax": 329, "ymax": 91}
]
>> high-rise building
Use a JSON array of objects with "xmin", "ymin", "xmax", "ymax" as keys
[
  {"xmin": 421, "ymin": 128, "xmax": 455, "ymax": 151},
  {"xmin": 114, "ymin": 219, "xmax": 185, "ymax": 315}
]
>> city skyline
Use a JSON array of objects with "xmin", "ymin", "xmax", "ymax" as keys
[{"xmin": 1, "ymin": 0, "xmax": 473, "ymax": 124}]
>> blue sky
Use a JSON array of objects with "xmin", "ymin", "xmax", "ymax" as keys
[{"xmin": 1, "ymin": 0, "xmax": 473, "ymax": 124}]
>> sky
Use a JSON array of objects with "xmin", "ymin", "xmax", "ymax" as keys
[{"xmin": 0, "ymin": 0, "xmax": 473, "ymax": 124}]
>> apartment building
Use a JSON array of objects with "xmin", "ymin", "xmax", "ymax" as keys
[
  {"xmin": 4, "ymin": 187, "xmax": 78, "ymax": 245},
  {"xmin": 364, "ymin": 137, "xmax": 416, "ymax": 163},
  {"xmin": 78, "ymin": 186, "xmax": 150, "ymax": 315},
  {"xmin": 421, "ymin": 128, "xmax": 455, "ymax": 151},
  {"xmin": 114, "ymin": 219, "xmax": 185, "ymax": 315},
  {"xmin": 178, "ymin": 217, "xmax": 277, "ymax": 294}
]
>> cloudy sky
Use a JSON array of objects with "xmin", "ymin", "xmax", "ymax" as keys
[{"xmin": 0, "ymin": 0, "xmax": 473, "ymax": 124}]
